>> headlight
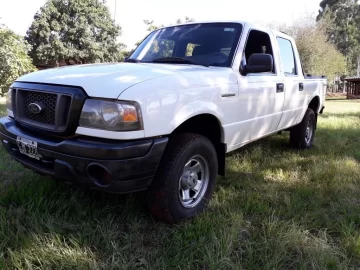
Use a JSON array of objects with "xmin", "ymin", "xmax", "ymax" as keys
[{"xmin": 79, "ymin": 99, "xmax": 142, "ymax": 131}]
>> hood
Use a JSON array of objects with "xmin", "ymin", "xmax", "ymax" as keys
[{"xmin": 16, "ymin": 62, "xmax": 216, "ymax": 99}]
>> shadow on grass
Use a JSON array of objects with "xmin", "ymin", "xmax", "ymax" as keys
[{"xmin": 0, "ymin": 112, "xmax": 360, "ymax": 268}]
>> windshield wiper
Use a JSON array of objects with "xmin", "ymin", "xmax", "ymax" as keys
[
  {"xmin": 124, "ymin": 58, "xmax": 141, "ymax": 63},
  {"xmin": 152, "ymin": 57, "xmax": 209, "ymax": 67}
]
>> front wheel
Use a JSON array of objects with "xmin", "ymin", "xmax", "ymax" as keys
[
  {"xmin": 146, "ymin": 133, "xmax": 218, "ymax": 224},
  {"xmin": 290, "ymin": 108, "xmax": 316, "ymax": 149}
]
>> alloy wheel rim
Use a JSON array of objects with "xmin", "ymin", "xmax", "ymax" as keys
[
  {"xmin": 305, "ymin": 119, "xmax": 313, "ymax": 144},
  {"xmin": 178, "ymin": 155, "xmax": 210, "ymax": 208}
]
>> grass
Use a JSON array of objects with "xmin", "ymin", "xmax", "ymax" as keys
[
  {"xmin": 0, "ymin": 99, "xmax": 360, "ymax": 269},
  {"xmin": 326, "ymin": 93, "xmax": 347, "ymax": 100}
]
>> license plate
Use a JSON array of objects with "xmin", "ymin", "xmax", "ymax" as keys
[{"xmin": 16, "ymin": 136, "xmax": 42, "ymax": 160}]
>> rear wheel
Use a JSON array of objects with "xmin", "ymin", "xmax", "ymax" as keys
[
  {"xmin": 146, "ymin": 133, "xmax": 218, "ymax": 224},
  {"xmin": 290, "ymin": 108, "xmax": 316, "ymax": 149}
]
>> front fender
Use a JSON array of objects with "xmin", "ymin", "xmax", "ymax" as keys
[
  {"xmin": 119, "ymin": 83, "xmax": 229, "ymax": 138},
  {"xmin": 133, "ymin": 87, "xmax": 225, "ymax": 138},
  {"xmin": 169, "ymin": 101, "xmax": 224, "ymax": 133},
  {"xmin": 118, "ymin": 68, "xmax": 238, "ymax": 139}
]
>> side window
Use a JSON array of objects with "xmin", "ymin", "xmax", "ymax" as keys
[
  {"xmin": 243, "ymin": 30, "xmax": 275, "ymax": 73},
  {"xmin": 276, "ymin": 37, "xmax": 297, "ymax": 75}
]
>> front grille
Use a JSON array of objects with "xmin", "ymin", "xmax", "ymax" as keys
[
  {"xmin": 12, "ymin": 82, "xmax": 87, "ymax": 135},
  {"xmin": 23, "ymin": 91, "xmax": 57, "ymax": 125}
]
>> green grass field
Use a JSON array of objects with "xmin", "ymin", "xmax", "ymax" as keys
[{"xmin": 0, "ymin": 100, "xmax": 359, "ymax": 269}]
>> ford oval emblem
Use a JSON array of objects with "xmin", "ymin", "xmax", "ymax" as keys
[{"xmin": 28, "ymin": 103, "xmax": 44, "ymax": 114}]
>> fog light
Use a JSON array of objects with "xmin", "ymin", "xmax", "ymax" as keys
[{"xmin": 87, "ymin": 164, "xmax": 114, "ymax": 187}]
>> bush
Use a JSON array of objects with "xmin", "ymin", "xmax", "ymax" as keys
[{"xmin": 0, "ymin": 27, "xmax": 36, "ymax": 96}]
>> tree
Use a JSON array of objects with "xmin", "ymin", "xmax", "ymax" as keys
[
  {"xmin": 26, "ymin": 0, "xmax": 125, "ymax": 67},
  {"xmin": 134, "ymin": 17, "xmax": 195, "ymax": 47},
  {"xmin": 0, "ymin": 27, "xmax": 36, "ymax": 96},
  {"xmin": 144, "ymin": 16, "xmax": 195, "ymax": 32},
  {"xmin": 277, "ymin": 16, "xmax": 346, "ymax": 83},
  {"xmin": 317, "ymin": 0, "xmax": 360, "ymax": 75}
]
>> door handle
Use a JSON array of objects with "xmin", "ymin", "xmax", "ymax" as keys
[
  {"xmin": 299, "ymin": 82, "xmax": 304, "ymax": 91},
  {"xmin": 276, "ymin": 83, "xmax": 284, "ymax": 93}
]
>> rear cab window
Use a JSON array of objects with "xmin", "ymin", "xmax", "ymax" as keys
[{"xmin": 185, "ymin": 43, "xmax": 199, "ymax": 56}]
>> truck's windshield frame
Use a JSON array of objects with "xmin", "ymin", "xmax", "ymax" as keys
[{"xmin": 128, "ymin": 22, "xmax": 243, "ymax": 68}]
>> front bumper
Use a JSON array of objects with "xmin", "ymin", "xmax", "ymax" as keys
[{"xmin": 0, "ymin": 117, "xmax": 168, "ymax": 193}]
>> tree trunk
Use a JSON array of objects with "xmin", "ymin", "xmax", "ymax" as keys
[{"xmin": 357, "ymin": 55, "xmax": 360, "ymax": 76}]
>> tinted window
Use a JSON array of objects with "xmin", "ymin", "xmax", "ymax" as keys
[
  {"xmin": 243, "ymin": 30, "xmax": 275, "ymax": 73},
  {"xmin": 277, "ymin": 37, "xmax": 297, "ymax": 75},
  {"xmin": 130, "ymin": 23, "xmax": 243, "ymax": 67}
]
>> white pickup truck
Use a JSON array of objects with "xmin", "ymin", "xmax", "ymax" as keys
[{"xmin": 1, "ymin": 21, "xmax": 326, "ymax": 223}]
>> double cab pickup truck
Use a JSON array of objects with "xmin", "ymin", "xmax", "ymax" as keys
[{"xmin": 0, "ymin": 21, "xmax": 326, "ymax": 223}]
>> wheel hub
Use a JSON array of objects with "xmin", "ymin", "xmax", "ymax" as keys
[{"xmin": 181, "ymin": 170, "xmax": 198, "ymax": 190}]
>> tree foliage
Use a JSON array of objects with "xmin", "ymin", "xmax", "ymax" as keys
[
  {"xmin": 278, "ymin": 17, "xmax": 346, "ymax": 83},
  {"xmin": 143, "ymin": 16, "xmax": 195, "ymax": 33},
  {"xmin": 0, "ymin": 27, "xmax": 36, "ymax": 96},
  {"xmin": 134, "ymin": 17, "xmax": 195, "ymax": 47},
  {"xmin": 26, "ymin": 0, "xmax": 125, "ymax": 67},
  {"xmin": 317, "ymin": 0, "xmax": 360, "ymax": 75}
]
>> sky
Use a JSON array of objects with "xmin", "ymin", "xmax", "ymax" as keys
[{"xmin": 0, "ymin": 0, "xmax": 321, "ymax": 50}]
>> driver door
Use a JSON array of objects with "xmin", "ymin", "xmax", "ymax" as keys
[{"xmin": 231, "ymin": 28, "xmax": 285, "ymax": 147}]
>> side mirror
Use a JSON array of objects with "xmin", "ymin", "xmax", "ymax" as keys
[{"xmin": 240, "ymin": 53, "xmax": 273, "ymax": 75}]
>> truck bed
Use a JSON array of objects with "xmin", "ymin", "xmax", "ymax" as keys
[{"xmin": 304, "ymin": 75, "xmax": 326, "ymax": 80}]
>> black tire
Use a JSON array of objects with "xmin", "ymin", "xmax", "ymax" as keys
[
  {"xmin": 290, "ymin": 108, "xmax": 316, "ymax": 149},
  {"xmin": 146, "ymin": 133, "xmax": 218, "ymax": 224}
]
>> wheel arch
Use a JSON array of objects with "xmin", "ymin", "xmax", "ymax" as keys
[
  {"xmin": 308, "ymin": 96, "xmax": 320, "ymax": 114},
  {"xmin": 308, "ymin": 96, "xmax": 320, "ymax": 129},
  {"xmin": 171, "ymin": 113, "xmax": 226, "ymax": 176}
]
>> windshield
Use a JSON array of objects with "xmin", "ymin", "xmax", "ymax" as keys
[{"xmin": 129, "ymin": 23, "xmax": 243, "ymax": 67}]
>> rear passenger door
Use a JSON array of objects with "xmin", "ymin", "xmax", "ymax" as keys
[{"xmin": 275, "ymin": 35, "xmax": 306, "ymax": 129}]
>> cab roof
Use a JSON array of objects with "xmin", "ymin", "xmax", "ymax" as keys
[{"xmin": 158, "ymin": 20, "xmax": 292, "ymax": 40}]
